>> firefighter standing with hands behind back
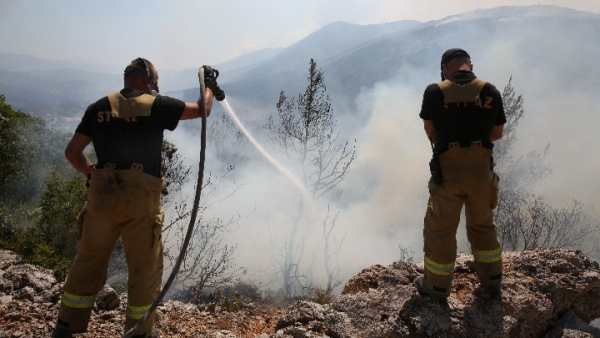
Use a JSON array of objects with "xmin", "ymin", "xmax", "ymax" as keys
[
  {"xmin": 414, "ymin": 48, "xmax": 506, "ymax": 302},
  {"xmin": 52, "ymin": 58, "xmax": 223, "ymax": 338}
]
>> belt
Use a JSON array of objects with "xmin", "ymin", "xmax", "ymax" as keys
[
  {"xmin": 448, "ymin": 141, "xmax": 488, "ymax": 149},
  {"xmin": 96, "ymin": 162, "xmax": 145, "ymax": 172}
]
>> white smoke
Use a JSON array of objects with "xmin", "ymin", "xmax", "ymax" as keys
[{"xmin": 160, "ymin": 5, "xmax": 600, "ymax": 294}]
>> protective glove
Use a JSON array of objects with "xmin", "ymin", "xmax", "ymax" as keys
[
  {"xmin": 202, "ymin": 65, "xmax": 218, "ymax": 91},
  {"xmin": 202, "ymin": 65, "xmax": 226, "ymax": 101}
]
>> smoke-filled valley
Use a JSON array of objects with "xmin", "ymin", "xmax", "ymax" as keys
[
  {"xmin": 165, "ymin": 5, "xmax": 600, "ymax": 295},
  {"xmin": 1, "ymin": 5, "xmax": 599, "ymax": 298}
]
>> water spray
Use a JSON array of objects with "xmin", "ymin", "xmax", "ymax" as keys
[{"xmin": 219, "ymin": 98, "xmax": 309, "ymax": 197}]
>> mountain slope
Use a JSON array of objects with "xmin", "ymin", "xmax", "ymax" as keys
[
  {"xmin": 2, "ymin": 5, "xmax": 599, "ymax": 134},
  {"xmin": 211, "ymin": 5, "xmax": 600, "ymax": 118}
]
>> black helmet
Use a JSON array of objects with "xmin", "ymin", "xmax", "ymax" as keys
[{"xmin": 441, "ymin": 48, "xmax": 470, "ymax": 66}]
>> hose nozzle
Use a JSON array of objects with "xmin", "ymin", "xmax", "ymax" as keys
[{"xmin": 202, "ymin": 65, "xmax": 226, "ymax": 101}]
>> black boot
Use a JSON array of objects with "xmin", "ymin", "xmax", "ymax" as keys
[
  {"xmin": 51, "ymin": 324, "xmax": 73, "ymax": 338},
  {"xmin": 482, "ymin": 284, "xmax": 502, "ymax": 301},
  {"xmin": 132, "ymin": 328, "xmax": 160, "ymax": 338},
  {"xmin": 413, "ymin": 275, "xmax": 449, "ymax": 302}
]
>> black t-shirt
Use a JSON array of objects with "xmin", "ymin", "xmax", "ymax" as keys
[
  {"xmin": 76, "ymin": 88, "xmax": 185, "ymax": 177},
  {"xmin": 419, "ymin": 71, "xmax": 506, "ymax": 154}
]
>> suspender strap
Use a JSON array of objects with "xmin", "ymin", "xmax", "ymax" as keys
[
  {"xmin": 107, "ymin": 92, "xmax": 155, "ymax": 120},
  {"xmin": 436, "ymin": 79, "xmax": 489, "ymax": 151}
]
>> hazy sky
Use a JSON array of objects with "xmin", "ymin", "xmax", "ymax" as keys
[{"xmin": 1, "ymin": 0, "xmax": 599, "ymax": 70}]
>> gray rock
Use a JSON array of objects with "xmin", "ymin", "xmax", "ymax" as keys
[
  {"xmin": 96, "ymin": 284, "xmax": 120, "ymax": 310},
  {"xmin": 3, "ymin": 263, "xmax": 57, "ymax": 293},
  {"xmin": 207, "ymin": 330, "xmax": 239, "ymax": 338},
  {"xmin": 544, "ymin": 311, "xmax": 600, "ymax": 338},
  {"xmin": 1, "ymin": 248, "xmax": 599, "ymax": 337},
  {"xmin": 272, "ymin": 249, "xmax": 600, "ymax": 338},
  {"xmin": 15, "ymin": 286, "xmax": 34, "ymax": 301},
  {"xmin": 0, "ymin": 250, "xmax": 20, "ymax": 270}
]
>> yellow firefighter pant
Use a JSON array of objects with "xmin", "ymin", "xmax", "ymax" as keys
[
  {"xmin": 57, "ymin": 168, "xmax": 164, "ymax": 336},
  {"xmin": 423, "ymin": 147, "xmax": 502, "ymax": 295}
]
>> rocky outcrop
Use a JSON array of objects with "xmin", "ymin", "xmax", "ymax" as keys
[
  {"xmin": 1, "ymin": 248, "xmax": 599, "ymax": 337},
  {"xmin": 273, "ymin": 249, "xmax": 600, "ymax": 337},
  {"xmin": 0, "ymin": 249, "xmax": 283, "ymax": 337}
]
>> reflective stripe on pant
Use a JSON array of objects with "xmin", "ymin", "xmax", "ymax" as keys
[
  {"xmin": 423, "ymin": 147, "xmax": 502, "ymax": 291},
  {"xmin": 58, "ymin": 168, "xmax": 164, "ymax": 335}
]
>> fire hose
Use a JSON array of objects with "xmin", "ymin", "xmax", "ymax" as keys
[{"xmin": 122, "ymin": 67, "xmax": 214, "ymax": 338}]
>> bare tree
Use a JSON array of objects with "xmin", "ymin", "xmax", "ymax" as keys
[
  {"xmin": 493, "ymin": 77, "xmax": 524, "ymax": 164},
  {"xmin": 493, "ymin": 79, "xmax": 599, "ymax": 255},
  {"xmin": 208, "ymin": 112, "xmax": 251, "ymax": 168},
  {"xmin": 161, "ymin": 140, "xmax": 192, "ymax": 205},
  {"xmin": 266, "ymin": 59, "xmax": 356, "ymax": 297},
  {"xmin": 322, "ymin": 206, "xmax": 345, "ymax": 294},
  {"xmin": 494, "ymin": 77, "xmax": 551, "ymax": 192},
  {"xmin": 497, "ymin": 191, "xmax": 598, "ymax": 253},
  {"xmin": 108, "ymin": 141, "xmax": 244, "ymax": 297},
  {"xmin": 162, "ymin": 166, "xmax": 245, "ymax": 298},
  {"xmin": 267, "ymin": 59, "xmax": 355, "ymax": 199},
  {"xmin": 165, "ymin": 213, "xmax": 241, "ymax": 296},
  {"xmin": 398, "ymin": 245, "xmax": 415, "ymax": 263}
]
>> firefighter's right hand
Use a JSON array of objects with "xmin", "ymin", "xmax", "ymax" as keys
[{"xmin": 202, "ymin": 65, "xmax": 218, "ymax": 91}]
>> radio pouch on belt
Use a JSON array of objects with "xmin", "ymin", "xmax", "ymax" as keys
[{"xmin": 429, "ymin": 143, "xmax": 442, "ymax": 185}]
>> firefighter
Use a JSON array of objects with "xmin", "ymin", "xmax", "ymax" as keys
[
  {"xmin": 414, "ymin": 48, "xmax": 506, "ymax": 302},
  {"xmin": 52, "ymin": 58, "xmax": 219, "ymax": 337}
]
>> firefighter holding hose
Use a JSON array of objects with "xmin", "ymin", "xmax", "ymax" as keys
[
  {"xmin": 52, "ymin": 58, "xmax": 223, "ymax": 338},
  {"xmin": 414, "ymin": 49, "xmax": 506, "ymax": 302}
]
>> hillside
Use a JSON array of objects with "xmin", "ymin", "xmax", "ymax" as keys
[
  {"xmin": 2, "ymin": 5, "xmax": 599, "ymax": 126},
  {"xmin": 1, "ymin": 248, "xmax": 599, "ymax": 337},
  {"xmin": 195, "ymin": 5, "xmax": 600, "ymax": 118},
  {"xmin": 2, "ymin": 8, "xmax": 600, "ymax": 337}
]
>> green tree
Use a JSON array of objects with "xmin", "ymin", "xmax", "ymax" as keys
[
  {"xmin": 0, "ymin": 95, "xmax": 79, "ymax": 269},
  {"xmin": 0, "ymin": 95, "xmax": 88, "ymax": 279},
  {"xmin": 17, "ymin": 172, "xmax": 87, "ymax": 280},
  {"xmin": 36, "ymin": 172, "xmax": 87, "ymax": 258},
  {"xmin": 0, "ymin": 95, "xmax": 72, "ymax": 217},
  {"xmin": 0, "ymin": 206, "xmax": 22, "ymax": 252}
]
